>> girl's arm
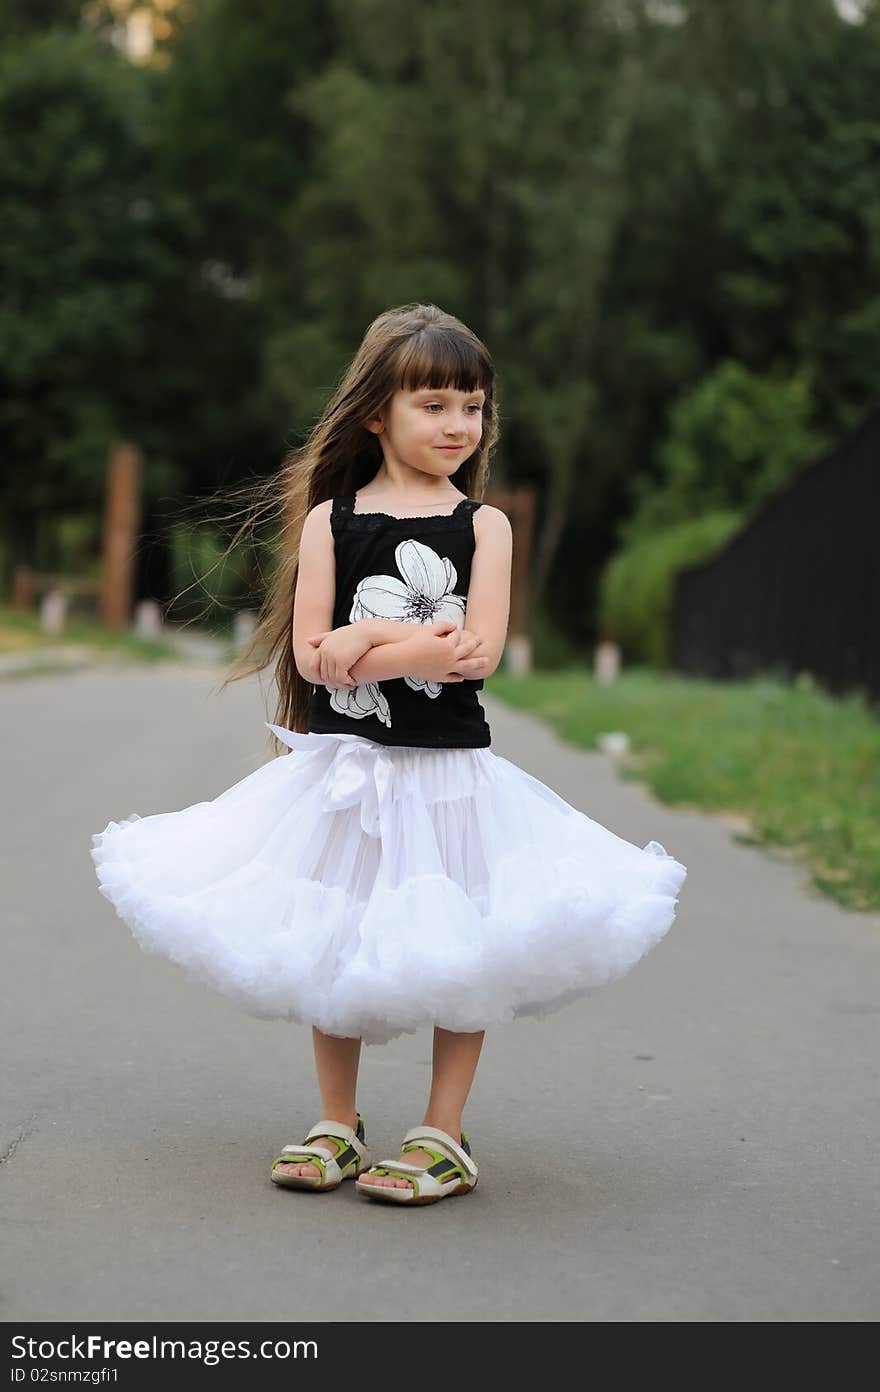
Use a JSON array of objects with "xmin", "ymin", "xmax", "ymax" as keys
[
  {"xmin": 310, "ymin": 618, "xmax": 485, "ymax": 686},
  {"xmin": 346, "ymin": 628, "xmax": 488, "ymax": 685},
  {"xmin": 353, "ymin": 618, "xmax": 425, "ymax": 644},
  {"xmin": 346, "ymin": 633, "xmax": 438, "ymax": 684},
  {"xmin": 292, "ymin": 501, "xmax": 337, "ymax": 682},
  {"xmin": 448, "ymin": 506, "xmax": 512, "ymax": 677}
]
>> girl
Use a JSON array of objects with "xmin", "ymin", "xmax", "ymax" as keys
[{"xmin": 91, "ymin": 302, "xmax": 687, "ymax": 1207}]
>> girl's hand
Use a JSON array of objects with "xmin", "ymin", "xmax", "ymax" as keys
[
  {"xmin": 444, "ymin": 627, "xmax": 491, "ymax": 682},
  {"xmin": 423, "ymin": 620, "xmax": 481, "ymax": 683},
  {"xmin": 306, "ymin": 626, "xmax": 373, "ymax": 688},
  {"xmin": 414, "ymin": 621, "xmax": 489, "ymax": 682},
  {"xmin": 409, "ymin": 626, "xmax": 491, "ymax": 684}
]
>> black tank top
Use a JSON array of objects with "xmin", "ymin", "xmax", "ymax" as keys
[{"xmin": 307, "ymin": 493, "xmax": 492, "ymax": 748}]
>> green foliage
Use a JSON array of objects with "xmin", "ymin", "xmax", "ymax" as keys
[
  {"xmin": 592, "ymin": 0, "xmax": 880, "ymax": 621},
  {"xmin": 35, "ymin": 514, "xmax": 102, "ymax": 578},
  {"xmin": 526, "ymin": 603, "xmax": 583, "ymax": 672},
  {"xmin": 0, "ymin": 21, "xmax": 275, "ymax": 581},
  {"xmin": 0, "ymin": 30, "xmax": 153, "ymax": 520},
  {"xmin": 622, "ymin": 361, "xmax": 825, "ymax": 543},
  {"xmin": 0, "ymin": 2, "xmax": 85, "ymax": 39},
  {"xmin": 714, "ymin": 1, "xmax": 880, "ymax": 431},
  {"xmin": 599, "ymin": 511, "xmax": 743, "ymax": 666}
]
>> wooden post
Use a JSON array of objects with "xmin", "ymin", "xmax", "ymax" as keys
[
  {"xmin": 11, "ymin": 564, "xmax": 34, "ymax": 610},
  {"xmin": 99, "ymin": 441, "xmax": 142, "ymax": 630}
]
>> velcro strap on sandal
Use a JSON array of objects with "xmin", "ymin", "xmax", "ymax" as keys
[
  {"xmin": 400, "ymin": 1126, "xmax": 478, "ymax": 1178},
  {"xmin": 304, "ymin": 1120, "xmax": 368, "ymax": 1164},
  {"xmin": 278, "ymin": 1143, "xmax": 335, "ymax": 1163},
  {"xmin": 305, "ymin": 1119, "xmax": 357, "ymax": 1145},
  {"xmin": 369, "ymin": 1159, "xmax": 435, "ymax": 1176}
]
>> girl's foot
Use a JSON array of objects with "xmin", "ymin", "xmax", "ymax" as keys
[
  {"xmin": 355, "ymin": 1126, "xmax": 477, "ymax": 1203},
  {"xmin": 273, "ymin": 1112, "xmax": 362, "ymax": 1181},
  {"xmin": 357, "ymin": 1145, "xmax": 437, "ymax": 1190},
  {"xmin": 358, "ymin": 1145, "xmax": 436, "ymax": 1190},
  {"xmin": 272, "ymin": 1134, "xmax": 343, "ymax": 1182}
]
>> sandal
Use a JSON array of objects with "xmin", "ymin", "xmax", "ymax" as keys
[
  {"xmin": 355, "ymin": 1125, "xmax": 478, "ymax": 1205},
  {"xmin": 269, "ymin": 1114, "xmax": 370, "ymax": 1191}
]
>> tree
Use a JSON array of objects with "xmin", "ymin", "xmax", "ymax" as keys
[
  {"xmin": 0, "ymin": 21, "xmax": 273, "ymax": 580},
  {"xmin": 622, "ymin": 361, "xmax": 825, "ymax": 541},
  {"xmin": 0, "ymin": 30, "xmax": 159, "ymax": 565}
]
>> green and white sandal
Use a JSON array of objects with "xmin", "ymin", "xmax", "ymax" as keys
[
  {"xmin": 355, "ymin": 1125, "xmax": 478, "ymax": 1206},
  {"xmin": 270, "ymin": 1114, "xmax": 370, "ymax": 1192}
]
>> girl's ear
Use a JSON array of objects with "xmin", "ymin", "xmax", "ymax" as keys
[{"xmin": 363, "ymin": 413, "xmax": 384, "ymax": 435}]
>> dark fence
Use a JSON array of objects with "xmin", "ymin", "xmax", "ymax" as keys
[{"xmin": 670, "ymin": 402, "xmax": 880, "ymax": 703}]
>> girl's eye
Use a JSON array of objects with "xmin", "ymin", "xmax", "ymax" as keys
[{"xmin": 424, "ymin": 403, "xmax": 483, "ymax": 413}]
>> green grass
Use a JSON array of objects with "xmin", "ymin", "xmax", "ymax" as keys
[
  {"xmin": 0, "ymin": 604, "xmax": 176, "ymax": 664},
  {"xmin": 487, "ymin": 666, "xmax": 880, "ymax": 912}
]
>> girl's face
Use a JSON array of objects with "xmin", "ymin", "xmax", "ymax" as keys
[{"xmin": 366, "ymin": 385, "xmax": 485, "ymax": 479}]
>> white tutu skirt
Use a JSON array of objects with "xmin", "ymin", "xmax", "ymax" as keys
[{"xmin": 90, "ymin": 724, "xmax": 687, "ymax": 1046}]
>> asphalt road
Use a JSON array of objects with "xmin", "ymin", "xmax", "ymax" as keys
[{"xmin": 2, "ymin": 661, "xmax": 878, "ymax": 1322}]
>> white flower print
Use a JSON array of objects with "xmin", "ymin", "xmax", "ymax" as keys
[
  {"xmin": 327, "ymin": 679, "xmax": 391, "ymax": 728},
  {"xmin": 325, "ymin": 538, "xmax": 467, "ymax": 726}
]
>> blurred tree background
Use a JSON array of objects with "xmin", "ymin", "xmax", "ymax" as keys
[{"xmin": 2, "ymin": 0, "xmax": 879, "ymax": 649}]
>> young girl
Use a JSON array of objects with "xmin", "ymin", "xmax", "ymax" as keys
[{"xmin": 91, "ymin": 302, "xmax": 687, "ymax": 1207}]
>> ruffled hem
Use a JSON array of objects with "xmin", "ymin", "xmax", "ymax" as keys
[{"xmin": 90, "ymin": 728, "xmax": 687, "ymax": 1046}]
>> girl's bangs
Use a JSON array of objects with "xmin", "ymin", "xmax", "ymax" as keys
[{"xmin": 394, "ymin": 329, "xmax": 491, "ymax": 396}]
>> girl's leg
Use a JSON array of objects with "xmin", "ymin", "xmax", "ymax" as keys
[
  {"xmin": 274, "ymin": 1028, "xmax": 363, "ymax": 1179},
  {"xmin": 359, "ymin": 1026, "xmax": 484, "ymax": 1189}
]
